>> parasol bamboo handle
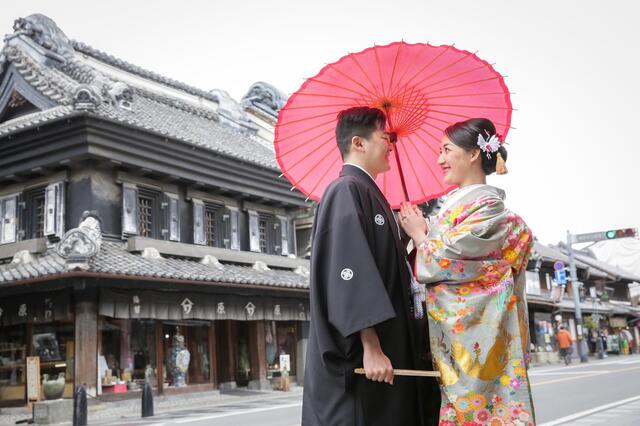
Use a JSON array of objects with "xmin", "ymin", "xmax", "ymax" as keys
[{"xmin": 354, "ymin": 368, "xmax": 440, "ymax": 378}]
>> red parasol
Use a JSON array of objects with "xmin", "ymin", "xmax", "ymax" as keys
[{"xmin": 275, "ymin": 41, "xmax": 512, "ymax": 208}]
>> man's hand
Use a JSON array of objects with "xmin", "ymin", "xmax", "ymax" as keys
[{"xmin": 360, "ymin": 328, "xmax": 394, "ymax": 385}]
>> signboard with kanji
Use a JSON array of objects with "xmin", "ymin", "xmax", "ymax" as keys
[{"xmin": 26, "ymin": 356, "xmax": 40, "ymax": 402}]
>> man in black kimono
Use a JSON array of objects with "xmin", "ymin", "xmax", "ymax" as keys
[{"xmin": 302, "ymin": 107, "xmax": 437, "ymax": 426}]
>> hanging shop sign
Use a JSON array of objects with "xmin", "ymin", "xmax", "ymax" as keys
[
  {"xmin": 99, "ymin": 289, "xmax": 309, "ymax": 322},
  {"xmin": 0, "ymin": 291, "xmax": 72, "ymax": 326}
]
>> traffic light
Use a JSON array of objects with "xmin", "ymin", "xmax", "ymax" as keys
[{"xmin": 605, "ymin": 228, "xmax": 638, "ymax": 239}]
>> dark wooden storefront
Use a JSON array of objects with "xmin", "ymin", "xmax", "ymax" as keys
[{"xmin": 0, "ymin": 286, "xmax": 309, "ymax": 406}]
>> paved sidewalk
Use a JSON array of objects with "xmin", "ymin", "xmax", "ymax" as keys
[
  {"xmin": 528, "ymin": 351, "xmax": 638, "ymax": 369},
  {"xmin": 0, "ymin": 386, "xmax": 303, "ymax": 426}
]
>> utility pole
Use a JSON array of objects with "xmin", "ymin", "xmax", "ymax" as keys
[
  {"xmin": 566, "ymin": 227, "xmax": 638, "ymax": 363},
  {"xmin": 567, "ymin": 230, "xmax": 589, "ymax": 362},
  {"xmin": 587, "ymin": 286, "xmax": 605, "ymax": 359}
]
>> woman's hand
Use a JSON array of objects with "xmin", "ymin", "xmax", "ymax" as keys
[{"xmin": 399, "ymin": 202, "xmax": 428, "ymax": 243}]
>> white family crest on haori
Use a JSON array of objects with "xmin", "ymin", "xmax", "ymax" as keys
[
  {"xmin": 340, "ymin": 268, "xmax": 354, "ymax": 281},
  {"xmin": 374, "ymin": 214, "xmax": 385, "ymax": 226}
]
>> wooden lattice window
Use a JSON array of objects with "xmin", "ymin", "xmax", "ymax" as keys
[
  {"xmin": 138, "ymin": 194, "xmax": 153, "ymax": 238},
  {"xmin": 259, "ymin": 216, "xmax": 268, "ymax": 253},
  {"xmin": 23, "ymin": 187, "xmax": 46, "ymax": 240},
  {"xmin": 33, "ymin": 195, "xmax": 45, "ymax": 238},
  {"xmin": 205, "ymin": 209, "xmax": 217, "ymax": 247}
]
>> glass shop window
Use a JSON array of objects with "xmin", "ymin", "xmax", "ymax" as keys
[
  {"xmin": 161, "ymin": 322, "xmax": 211, "ymax": 387},
  {"xmin": 100, "ymin": 318, "xmax": 157, "ymax": 392},
  {"xmin": 0, "ymin": 325, "xmax": 26, "ymax": 402},
  {"xmin": 265, "ymin": 321, "xmax": 297, "ymax": 377},
  {"xmin": 31, "ymin": 322, "xmax": 75, "ymax": 399}
]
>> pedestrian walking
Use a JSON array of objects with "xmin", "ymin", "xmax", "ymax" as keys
[{"xmin": 557, "ymin": 325, "xmax": 573, "ymax": 365}]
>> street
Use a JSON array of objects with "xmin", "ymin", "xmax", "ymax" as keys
[
  {"xmin": 90, "ymin": 354, "xmax": 640, "ymax": 426},
  {"xmin": 531, "ymin": 354, "xmax": 640, "ymax": 425}
]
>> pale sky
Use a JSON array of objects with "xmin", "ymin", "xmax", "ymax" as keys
[{"xmin": 2, "ymin": 0, "xmax": 639, "ymax": 245}]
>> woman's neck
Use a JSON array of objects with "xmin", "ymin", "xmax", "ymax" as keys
[{"xmin": 459, "ymin": 171, "xmax": 486, "ymax": 188}]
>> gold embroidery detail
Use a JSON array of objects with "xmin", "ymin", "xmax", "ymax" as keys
[
  {"xmin": 434, "ymin": 329, "xmax": 512, "ymax": 384},
  {"xmin": 434, "ymin": 354, "xmax": 459, "ymax": 386}
]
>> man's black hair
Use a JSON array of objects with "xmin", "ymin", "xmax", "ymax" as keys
[{"xmin": 335, "ymin": 107, "xmax": 386, "ymax": 159}]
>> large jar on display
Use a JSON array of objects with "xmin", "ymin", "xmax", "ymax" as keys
[
  {"xmin": 42, "ymin": 373, "xmax": 65, "ymax": 399},
  {"xmin": 167, "ymin": 331, "xmax": 190, "ymax": 387}
]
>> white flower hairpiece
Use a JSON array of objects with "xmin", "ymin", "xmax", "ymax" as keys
[{"xmin": 477, "ymin": 131, "xmax": 502, "ymax": 157}]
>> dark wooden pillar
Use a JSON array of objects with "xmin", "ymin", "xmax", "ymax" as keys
[
  {"xmin": 248, "ymin": 320, "xmax": 269, "ymax": 390},
  {"xmin": 155, "ymin": 320, "xmax": 164, "ymax": 394},
  {"xmin": 216, "ymin": 321, "xmax": 236, "ymax": 390},
  {"xmin": 209, "ymin": 322, "xmax": 217, "ymax": 387},
  {"xmin": 74, "ymin": 288, "xmax": 98, "ymax": 396},
  {"xmin": 24, "ymin": 323, "xmax": 32, "ymax": 403}
]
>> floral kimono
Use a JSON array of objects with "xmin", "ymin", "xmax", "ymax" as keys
[{"xmin": 415, "ymin": 184, "xmax": 535, "ymax": 426}]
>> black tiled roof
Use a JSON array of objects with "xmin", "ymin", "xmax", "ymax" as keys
[
  {"xmin": 0, "ymin": 241, "xmax": 309, "ymax": 289},
  {"xmin": 0, "ymin": 24, "xmax": 279, "ymax": 170},
  {"xmin": 70, "ymin": 40, "xmax": 220, "ymax": 103}
]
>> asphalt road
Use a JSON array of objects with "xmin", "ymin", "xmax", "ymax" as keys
[
  {"xmin": 531, "ymin": 354, "xmax": 640, "ymax": 424},
  {"xmin": 91, "ymin": 354, "xmax": 640, "ymax": 426}
]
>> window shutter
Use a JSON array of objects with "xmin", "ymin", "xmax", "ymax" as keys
[
  {"xmin": 229, "ymin": 207, "xmax": 240, "ymax": 251},
  {"xmin": 193, "ymin": 199, "xmax": 205, "ymax": 245},
  {"xmin": 44, "ymin": 181, "xmax": 65, "ymax": 238},
  {"xmin": 122, "ymin": 183, "xmax": 138, "ymax": 235},
  {"xmin": 165, "ymin": 193, "xmax": 180, "ymax": 242},
  {"xmin": 221, "ymin": 210, "xmax": 230, "ymax": 249},
  {"xmin": 278, "ymin": 216, "xmax": 290, "ymax": 256},
  {"xmin": 248, "ymin": 210, "xmax": 260, "ymax": 252},
  {"xmin": 16, "ymin": 193, "xmax": 26, "ymax": 241},
  {"xmin": 0, "ymin": 194, "xmax": 18, "ymax": 244}
]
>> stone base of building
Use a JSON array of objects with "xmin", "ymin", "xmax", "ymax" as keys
[
  {"xmin": 248, "ymin": 379, "xmax": 271, "ymax": 391},
  {"xmin": 33, "ymin": 399, "xmax": 73, "ymax": 425},
  {"xmin": 531, "ymin": 351, "xmax": 560, "ymax": 364},
  {"xmin": 218, "ymin": 381, "xmax": 237, "ymax": 393}
]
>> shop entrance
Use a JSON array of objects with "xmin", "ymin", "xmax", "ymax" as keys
[{"xmin": 215, "ymin": 321, "xmax": 250, "ymax": 386}]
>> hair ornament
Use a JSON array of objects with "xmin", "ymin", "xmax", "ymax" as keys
[{"xmin": 477, "ymin": 130, "xmax": 502, "ymax": 158}]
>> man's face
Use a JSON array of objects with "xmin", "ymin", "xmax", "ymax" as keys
[{"xmin": 361, "ymin": 124, "xmax": 393, "ymax": 175}]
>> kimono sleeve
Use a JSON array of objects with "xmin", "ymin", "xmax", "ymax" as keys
[
  {"xmin": 415, "ymin": 193, "xmax": 509, "ymax": 284},
  {"xmin": 502, "ymin": 212, "xmax": 534, "ymax": 273},
  {"xmin": 315, "ymin": 183, "xmax": 396, "ymax": 338}
]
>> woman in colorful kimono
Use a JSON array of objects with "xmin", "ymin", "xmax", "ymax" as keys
[{"xmin": 399, "ymin": 118, "xmax": 535, "ymax": 426}]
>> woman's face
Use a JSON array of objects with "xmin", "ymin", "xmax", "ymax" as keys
[{"xmin": 437, "ymin": 136, "xmax": 478, "ymax": 186}]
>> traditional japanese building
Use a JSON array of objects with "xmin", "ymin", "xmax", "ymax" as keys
[
  {"xmin": 0, "ymin": 14, "xmax": 312, "ymax": 406},
  {"xmin": 525, "ymin": 241, "xmax": 640, "ymax": 361}
]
